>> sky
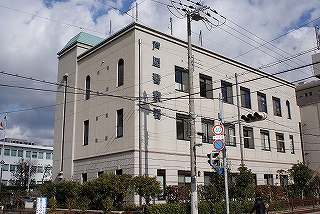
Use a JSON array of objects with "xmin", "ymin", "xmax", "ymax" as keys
[{"xmin": 0, "ymin": 0, "xmax": 320, "ymax": 146}]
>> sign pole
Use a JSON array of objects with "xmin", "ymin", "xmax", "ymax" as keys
[{"xmin": 219, "ymin": 93, "xmax": 230, "ymax": 214}]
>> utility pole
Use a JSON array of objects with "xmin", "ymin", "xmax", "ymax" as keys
[
  {"xmin": 169, "ymin": 2, "xmax": 226, "ymax": 214},
  {"xmin": 235, "ymin": 73, "xmax": 244, "ymax": 165}
]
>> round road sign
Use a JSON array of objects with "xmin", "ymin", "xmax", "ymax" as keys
[
  {"xmin": 212, "ymin": 124, "xmax": 224, "ymax": 135},
  {"xmin": 213, "ymin": 139, "xmax": 225, "ymax": 151}
]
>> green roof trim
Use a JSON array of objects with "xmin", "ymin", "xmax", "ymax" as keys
[{"xmin": 59, "ymin": 32, "xmax": 104, "ymax": 53}]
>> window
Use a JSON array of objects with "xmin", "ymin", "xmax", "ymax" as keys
[
  {"xmin": 116, "ymin": 109, "xmax": 123, "ymax": 138},
  {"xmin": 2, "ymin": 164, "xmax": 9, "ymax": 171},
  {"xmin": 10, "ymin": 165, "xmax": 16, "ymax": 172},
  {"xmin": 225, "ymin": 124, "xmax": 236, "ymax": 146},
  {"xmin": 176, "ymin": 113, "xmax": 190, "ymax": 140},
  {"xmin": 26, "ymin": 151, "xmax": 31, "ymax": 158},
  {"xmin": 85, "ymin": 75, "xmax": 91, "ymax": 100},
  {"xmin": 175, "ymin": 66, "xmax": 188, "ymax": 92},
  {"xmin": 4, "ymin": 149, "xmax": 10, "ymax": 156},
  {"xmin": 273, "ymin": 97, "xmax": 282, "ymax": 117},
  {"xmin": 11, "ymin": 149, "xmax": 17, "ymax": 157},
  {"xmin": 199, "ymin": 74, "xmax": 213, "ymax": 99},
  {"xmin": 37, "ymin": 166, "xmax": 43, "ymax": 173},
  {"xmin": 221, "ymin": 81, "xmax": 233, "ymax": 104},
  {"xmin": 201, "ymin": 118, "xmax": 214, "ymax": 143},
  {"xmin": 38, "ymin": 152, "xmax": 43, "ymax": 159},
  {"xmin": 257, "ymin": 92, "xmax": 267, "ymax": 113},
  {"xmin": 18, "ymin": 150, "xmax": 23, "ymax": 157},
  {"xmin": 240, "ymin": 87, "xmax": 251, "ymax": 109},
  {"xmin": 289, "ymin": 135, "xmax": 295, "ymax": 154},
  {"xmin": 260, "ymin": 130, "xmax": 270, "ymax": 151},
  {"xmin": 280, "ymin": 175, "xmax": 288, "ymax": 187},
  {"xmin": 204, "ymin": 172, "xmax": 214, "ymax": 186},
  {"xmin": 286, "ymin": 100, "xmax": 291, "ymax": 119},
  {"xmin": 276, "ymin": 133, "xmax": 285, "ymax": 153},
  {"xmin": 84, "ymin": 120, "xmax": 89, "ymax": 145},
  {"xmin": 46, "ymin": 152, "xmax": 52, "ymax": 159},
  {"xmin": 118, "ymin": 59, "xmax": 124, "ymax": 86},
  {"xmin": 98, "ymin": 171, "xmax": 104, "ymax": 177},
  {"xmin": 82, "ymin": 173, "xmax": 87, "ymax": 183},
  {"xmin": 243, "ymin": 127, "xmax": 254, "ymax": 149},
  {"xmin": 116, "ymin": 169, "xmax": 122, "ymax": 175},
  {"xmin": 178, "ymin": 170, "xmax": 191, "ymax": 187},
  {"xmin": 264, "ymin": 174, "xmax": 274, "ymax": 185},
  {"xmin": 32, "ymin": 151, "xmax": 37, "ymax": 158},
  {"xmin": 157, "ymin": 169, "xmax": 166, "ymax": 200}
]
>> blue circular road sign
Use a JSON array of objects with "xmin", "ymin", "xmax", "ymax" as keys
[{"xmin": 213, "ymin": 139, "xmax": 225, "ymax": 151}]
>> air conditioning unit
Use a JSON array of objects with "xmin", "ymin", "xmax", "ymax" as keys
[{"xmin": 312, "ymin": 52, "xmax": 320, "ymax": 78}]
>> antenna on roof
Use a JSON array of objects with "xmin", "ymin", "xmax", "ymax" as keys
[
  {"xmin": 169, "ymin": 17, "xmax": 173, "ymax": 36},
  {"xmin": 136, "ymin": 2, "xmax": 138, "ymax": 22},
  {"xmin": 316, "ymin": 25, "xmax": 320, "ymax": 50},
  {"xmin": 199, "ymin": 30, "xmax": 203, "ymax": 46},
  {"xmin": 109, "ymin": 20, "xmax": 112, "ymax": 36}
]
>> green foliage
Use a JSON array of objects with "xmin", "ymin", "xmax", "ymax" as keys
[
  {"xmin": 133, "ymin": 175, "xmax": 162, "ymax": 205},
  {"xmin": 48, "ymin": 198, "xmax": 57, "ymax": 213},
  {"xmin": 234, "ymin": 164, "xmax": 255, "ymax": 200},
  {"xmin": 164, "ymin": 185, "xmax": 190, "ymax": 203},
  {"xmin": 55, "ymin": 179, "xmax": 81, "ymax": 207},
  {"xmin": 102, "ymin": 198, "xmax": 114, "ymax": 214},
  {"xmin": 198, "ymin": 184, "xmax": 218, "ymax": 202},
  {"xmin": 255, "ymin": 185, "xmax": 285, "ymax": 201},
  {"xmin": 144, "ymin": 203, "xmax": 189, "ymax": 214},
  {"xmin": 288, "ymin": 162, "xmax": 313, "ymax": 198},
  {"xmin": 38, "ymin": 181, "xmax": 55, "ymax": 199}
]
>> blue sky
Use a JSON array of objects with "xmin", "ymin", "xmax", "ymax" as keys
[{"xmin": 0, "ymin": 0, "xmax": 320, "ymax": 145}]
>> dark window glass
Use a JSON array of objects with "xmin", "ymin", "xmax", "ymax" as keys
[
  {"xmin": 84, "ymin": 120, "xmax": 89, "ymax": 145},
  {"xmin": 175, "ymin": 66, "xmax": 189, "ymax": 92},
  {"xmin": 201, "ymin": 118, "xmax": 214, "ymax": 143},
  {"xmin": 286, "ymin": 100, "xmax": 291, "ymax": 119},
  {"xmin": 118, "ymin": 59, "xmax": 124, "ymax": 86},
  {"xmin": 221, "ymin": 81, "xmax": 233, "ymax": 104},
  {"xmin": 260, "ymin": 130, "xmax": 270, "ymax": 151},
  {"xmin": 85, "ymin": 75, "xmax": 90, "ymax": 100},
  {"xmin": 289, "ymin": 135, "xmax": 295, "ymax": 154},
  {"xmin": 199, "ymin": 74, "xmax": 213, "ymax": 99},
  {"xmin": 240, "ymin": 87, "xmax": 251, "ymax": 109},
  {"xmin": 243, "ymin": 127, "xmax": 254, "ymax": 149},
  {"xmin": 117, "ymin": 109, "xmax": 123, "ymax": 138},
  {"xmin": 273, "ymin": 97, "xmax": 282, "ymax": 117},
  {"xmin": 176, "ymin": 113, "xmax": 190, "ymax": 140},
  {"xmin": 225, "ymin": 124, "xmax": 236, "ymax": 146},
  {"xmin": 157, "ymin": 169, "xmax": 166, "ymax": 200},
  {"xmin": 257, "ymin": 92, "xmax": 267, "ymax": 113},
  {"xmin": 276, "ymin": 132, "xmax": 285, "ymax": 153}
]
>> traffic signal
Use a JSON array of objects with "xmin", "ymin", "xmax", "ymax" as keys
[
  {"xmin": 241, "ymin": 112, "xmax": 267, "ymax": 123},
  {"xmin": 207, "ymin": 151, "xmax": 220, "ymax": 168}
]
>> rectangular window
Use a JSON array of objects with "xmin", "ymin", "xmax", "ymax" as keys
[
  {"xmin": 46, "ymin": 152, "xmax": 51, "ymax": 159},
  {"xmin": 276, "ymin": 133, "xmax": 285, "ymax": 153},
  {"xmin": 221, "ymin": 81, "xmax": 233, "ymax": 104},
  {"xmin": 175, "ymin": 66, "xmax": 189, "ymax": 92},
  {"xmin": 257, "ymin": 92, "xmax": 267, "ymax": 113},
  {"xmin": 26, "ymin": 151, "xmax": 31, "ymax": 158},
  {"xmin": 98, "ymin": 171, "xmax": 104, "ymax": 177},
  {"xmin": 273, "ymin": 97, "xmax": 282, "ymax": 117},
  {"xmin": 4, "ymin": 149, "xmax": 10, "ymax": 156},
  {"xmin": 289, "ymin": 135, "xmax": 295, "ymax": 154},
  {"xmin": 178, "ymin": 170, "xmax": 191, "ymax": 187},
  {"xmin": 260, "ymin": 130, "xmax": 270, "ymax": 151},
  {"xmin": 199, "ymin": 74, "xmax": 213, "ymax": 99},
  {"xmin": 18, "ymin": 150, "xmax": 23, "ymax": 157},
  {"xmin": 84, "ymin": 120, "xmax": 89, "ymax": 145},
  {"xmin": 176, "ymin": 113, "xmax": 190, "ymax": 141},
  {"xmin": 2, "ymin": 164, "xmax": 9, "ymax": 171},
  {"xmin": 115, "ymin": 169, "xmax": 122, "ymax": 175},
  {"xmin": 38, "ymin": 152, "xmax": 43, "ymax": 159},
  {"xmin": 264, "ymin": 174, "xmax": 274, "ymax": 185},
  {"xmin": 201, "ymin": 118, "xmax": 214, "ymax": 143},
  {"xmin": 240, "ymin": 87, "xmax": 251, "ymax": 109},
  {"xmin": 32, "ymin": 151, "xmax": 37, "ymax": 158},
  {"xmin": 11, "ymin": 149, "xmax": 17, "ymax": 157},
  {"xmin": 225, "ymin": 124, "xmax": 236, "ymax": 146},
  {"xmin": 82, "ymin": 173, "xmax": 87, "ymax": 183},
  {"xmin": 204, "ymin": 172, "xmax": 214, "ymax": 186},
  {"xmin": 280, "ymin": 175, "xmax": 288, "ymax": 187},
  {"xmin": 37, "ymin": 166, "xmax": 43, "ymax": 173},
  {"xmin": 286, "ymin": 100, "xmax": 292, "ymax": 119},
  {"xmin": 116, "ymin": 109, "xmax": 123, "ymax": 138},
  {"xmin": 243, "ymin": 127, "xmax": 254, "ymax": 149},
  {"xmin": 10, "ymin": 165, "xmax": 16, "ymax": 172},
  {"xmin": 157, "ymin": 169, "xmax": 166, "ymax": 200}
]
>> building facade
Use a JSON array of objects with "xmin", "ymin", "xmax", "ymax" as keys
[
  {"xmin": 53, "ymin": 23, "xmax": 303, "ymax": 190},
  {"xmin": 0, "ymin": 138, "xmax": 53, "ymax": 185},
  {"xmin": 296, "ymin": 52, "xmax": 320, "ymax": 172}
]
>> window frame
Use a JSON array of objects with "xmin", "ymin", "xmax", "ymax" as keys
[
  {"xmin": 243, "ymin": 126, "xmax": 254, "ymax": 149},
  {"xmin": 260, "ymin": 130, "xmax": 271, "ymax": 151},
  {"xmin": 117, "ymin": 109, "xmax": 124, "ymax": 138},
  {"xmin": 85, "ymin": 75, "xmax": 91, "ymax": 100},
  {"xmin": 199, "ymin": 73, "xmax": 213, "ymax": 99},
  {"xmin": 286, "ymin": 100, "xmax": 291, "ymax": 119},
  {"xmin": 240, "ymin": 86, "xmax": 251, "ymax": 109},
  {"xmin": 84, "ymin": 120, "xmax": 89, "ymax": 145},
  {"xmin": 257, "ymin": 92, "xmax": 267, "ymax": 113},
  {"xmin": 175, "ymin": 66, "xmax": 189, "ymax": 93},
  {"xmin": 157, "ymin": 169, "xmax": 166, "ymax": 200},
  {"xmin": 118, "ymin": 59, "xmax": 124, "ymax": 86},
  {"xmin": 176, "ymin": 113, "xmax": 190, "ymax": 141},
  {"xmin": 289, "ymin": 135, "xmax": 295, "ymax": 154},
  {"xmin": 201, "ymin": 118, "xmax": 214, "ymax": 143},
  {"xmin": 276, "ymin": 132, "xmax": 285, "ymax": 153},
  {"xmin": 225, "ymin": 123, "xmax": 236, "ymax": 146},
  {"xmin": 273, "ymin": 97, "xmax": 282, "ymax": 117},
  {"xmin": 221, "ymin": 81, "xmax": 233, "ymax": 104}
]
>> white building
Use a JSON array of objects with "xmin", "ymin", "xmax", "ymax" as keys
[
  {"xmin": 0, "ymin": 138, "xmax": 53, "ymax": 186},
  {"xmin": 53, "ymin": 23, "xmax": 303, "ymax": 191}
]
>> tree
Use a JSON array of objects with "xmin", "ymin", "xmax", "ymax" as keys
[
  {"xmin": 133, "ymin": 175, "xmax": 162, "ymax": 205},
  {"xmin": 11, "ymin": 158, "xmax": 37, "ymax": 189},
  {"xmin": 288, "ymin": 162, "xmax": 313, "ymax": 198},
  {"xmin": 55, "ymin": 179, "xmax": 81, "ymax": 207},
  {"xmin": 234, "ymin": 164, "xmax": 255, "ymax": 200}
]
